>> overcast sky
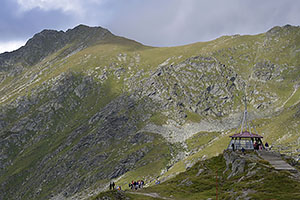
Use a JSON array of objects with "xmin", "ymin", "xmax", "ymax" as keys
[{"xmin": 0, "ymin": 0, "xmax": 299, "ymax": 53}]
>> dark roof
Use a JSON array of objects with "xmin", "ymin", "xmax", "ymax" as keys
[{"xmin": 229, "ymin": 131, "xmax": 263, "ymax": 138}]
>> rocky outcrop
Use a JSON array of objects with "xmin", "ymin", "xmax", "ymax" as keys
[
  {"xmin": 223, "ymin": 151, "xmax": 246, "ymax": 179},
  {"xmin": 252, "ymin": 61, "xmax": 279, "ymax": 81},
  {"xmin": 134, "ymin": 56, "xmax": 242, "ymax": 123}
]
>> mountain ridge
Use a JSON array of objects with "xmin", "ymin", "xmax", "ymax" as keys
[
  {"xmin": 0, "ymin": 24, "xmax": 144, "ymax": 72},
  {"xmin": 0, "ymin": 24, "xmax": 299, "ymax": 199}
]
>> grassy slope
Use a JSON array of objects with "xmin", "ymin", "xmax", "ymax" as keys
[
  {"xmin": 56, "ymin": 27, "xmax": 300, "ymax": 198},
  {"xmin": 143, "ymin": 154, "xmax": 300, "ymax": 200},
  {"xmin": 255, "ymin": 102, "xmax": 300, "ymax": 154},
  {"xmin": 94, "ymin": 153, "xmax": 300, "ymax": 200},
  {"xmin": 1, "ymin": 26, "xmax": 300, "ymax": 199}
]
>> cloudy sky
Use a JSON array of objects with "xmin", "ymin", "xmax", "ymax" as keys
[{"xmin": 0, "ymin": 0, "xmax": 299, "ymax": 53}]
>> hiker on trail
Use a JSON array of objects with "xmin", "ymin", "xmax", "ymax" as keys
[
  {"xmin": 138, "ymin": 180, "xmax": 141, "ymax": 188},
  {"xmin": 141, "ymin": 180, "xmax": 144, "ymax": 188},
  {"xmin": 232, "ymin": 143, "xmax": 235, "ymax": 151},
  {"xmin": 254, "ymin": 142, "xmax": 258, "ymax": 150},
  {"xmin": 128, "ymin": 179, "xmax": 145, "ymax": 190},
  {"xmin": 265, "ymin": 142, "xmax": 269, "ymax": 147},
  {"xmin": 133, "ymin": 181, "xmax": 137, "ymax": 190},
  {"xmin": 132, "ymin": 181, "xmax": 135, "ymax": 189},
  {"xmin": 131, "ymin": 180, "xmax": 134, "ymax": 189},
  {"xmin": 109, "ymin": 182, "xmax": 112, "ymax": 190},
  {"xmin": 241, "ymin": 147, "xmax": 245, "ymax": 155},
  {"xmin": 112, "ymin": 182, "xmax": 115, "ymax": 190},
  {"xmin": 265, "ymin": 142, "xmax": 269, "ymax": 151}
]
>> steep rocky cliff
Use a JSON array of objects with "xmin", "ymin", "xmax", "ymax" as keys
[{"xmin": 0, "ymin": 24, "xmax": 299, "ymax": 199}]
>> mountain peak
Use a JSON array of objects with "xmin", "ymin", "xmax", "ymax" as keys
[
  {"xmin": 65, "ymin": 24, "xmax": 112, "ymax": 43},
  {"xmin": 66, "ymin": 24, "xmax": 110, "ymax": 34},
  {"xmin": 266, "ymin": 24, "xmax": 299, "ymax": 37},
  {"xmin": 74, "ymin": 24, "xmax": 90, "ymax": 29},
  {"xmin": 0, "ymin": 24, "xmax": 113, "ymax": 69}
]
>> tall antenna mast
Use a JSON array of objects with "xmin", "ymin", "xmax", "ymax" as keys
[{"xmin": 240, "ymin": 87, "xmax": 248, "ymax": 133}]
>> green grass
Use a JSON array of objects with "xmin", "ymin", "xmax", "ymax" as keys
[
  {"xmin": 254, "ymin": 101, "xmax": 300, "ymax": 149},
  {"xmin": 1, "ymin": 25, "xmax": 300, "ymax": 200},
  {"xmin": 186, "ymin": 131, "xmax": 219, "ymax": 151},
  {"xmin": 129, "ymin": 153, "xmax": 300, "ymax": 200},
  {"xmin": 185, "ymin": 111, "xmax": 203, "ymax": 123},
  {"xmin": 91, "ymin": 190, "xmax": 160, "ymax": 200},
  {"xmin": 140, "ymin": 155, "xmax": 226, "ymax": 200},
  {"xmin": 115, "ymin": 133, "xmax": 172, "ymax": 189},
  {"xmin": 159, "ymin": 131, "xmax": 228, "ymax": 183},
  {"xmin": 149, "ymin": 112, "xmax": 168, "ymax": 126}
]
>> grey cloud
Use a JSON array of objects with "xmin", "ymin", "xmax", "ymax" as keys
[
  {"xmin": 104, "ymin": 0, "xmax": 300, "ymax": 46},
  {"xmin": 1, "ymin": 0, "xmax": 300, "ymax": 49},
  {"xmin": 0, "ymin": 0, "xmax": 76, "ymax": 42}
]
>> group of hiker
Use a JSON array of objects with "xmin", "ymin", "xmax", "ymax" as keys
[
  {"xmin": 129, "ymin": 180, "xmax": 145, "ymax": 190},
  {"xmin": 253, "ymin": 141, "xmax": 266, "ymax": 150},
  {"xmin": 109, "ymin": 180, "xmax": 145, "ymax": 191},
  {"xmin": 231, "ymin": 142, "xmax": 270, "ymax": 152},
  {"xmin": 109, "ymin": 182, "xmax": 117, "ymax": 190},
  {"xmin": 109, "ymin": 182, "xmax": 122, "ymax": 190}
]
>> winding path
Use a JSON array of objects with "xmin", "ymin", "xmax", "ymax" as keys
[
  {"xmin": 258, "ymin": 150, "xmax": 297, "ymax": 172},
  {"xmin": 127, "ymin": 191, "xmax": 173, "ymax": 200},
  {"xmin": 276, "ymin": 86, "xmax": 299, "ymax": 111}
]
